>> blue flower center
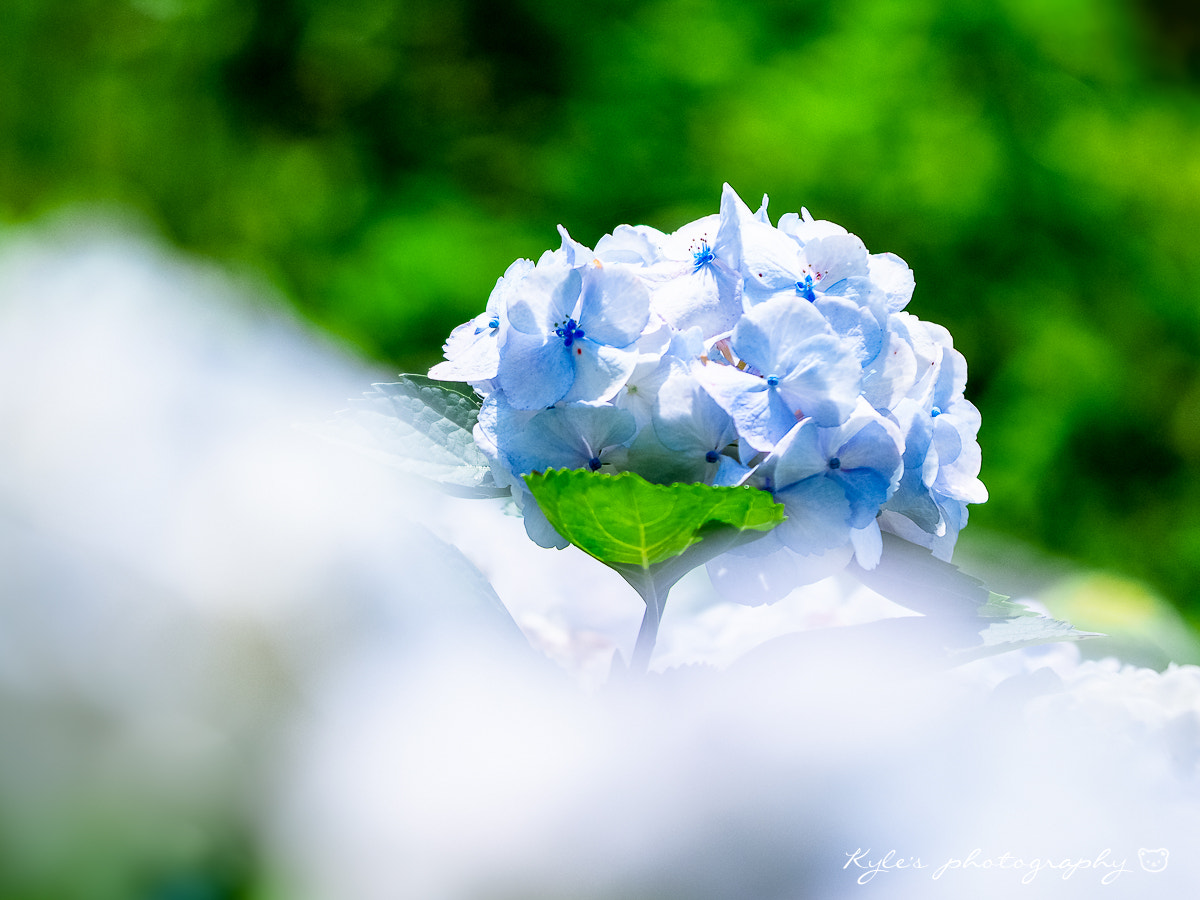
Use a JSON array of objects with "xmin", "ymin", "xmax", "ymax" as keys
[
  {"xmin": 489, "ymin": 315, "xmax": 500, "ymax": 332},
  {"xmin": 555, "ymin": 318, "xmax": 586, "ymax": 348},
  {"xmin": 693, "ymin": 240, "xmax": 715, "ymax": 271},
  {"xmin": 931, "ymin": 407, "xmax": 942, "ymax": 417},
  {"xmin": 827, "ymin": 457, "xmax": 841, "ymax": 470},
  {"xmin": 796, "ymin": 274, "xmax": 817, "ymax": 302},
  {"xmin": 705, "ymin": 449, "xmax": 721, "ymax": 464},
  {"xmin": 588, "ymin": 456, "xmax": 603, "ymax": 471},
  {"xmin": 766, "ymin": 374, "xmax": 780, "ymax": 388}
]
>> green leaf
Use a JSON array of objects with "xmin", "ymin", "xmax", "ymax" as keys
[
  {"xmin": 526, "ymin": 468, "xmax": 786, "ymax": 675},
  {"xmin": 318, "ymin": 375, "xmax": 506, "ymax": 498},
  {"xmin": 952, "ymin": 613, "xmax": 1104, "ymax": 663},
  {"xmin": 524, "ymin": 468, "xmax": 785, "ymax": 569},
  {"xmin": 977, "ymin": 590, "xmax": 1039, "ymax": 619},
  {"xmin": 851, "ymin": 533, "xmax": 1101, "ymax": 662}
]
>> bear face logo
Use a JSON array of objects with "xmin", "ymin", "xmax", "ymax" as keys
[{"xmin": 1138, "ymin": 848, "xmax": 1169, "ymax": 873}]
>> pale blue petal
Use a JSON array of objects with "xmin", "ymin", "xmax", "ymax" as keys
[
  {"xmin": 732, "ymin": 294, "xmax": 830, "ymax": 375},
  {"xmin": 849, "ymin": 521, "xmax": 883, "ymax": 569},
  {"xmin": 713, "ymin": 183, "xmax": 747, "ymax": 274},
  {"xmin": 594, "ymin": 224, "xmax": 666, "ymax": 265},
  {"xmin": 862, "ymin": 325, "xmax": 919, "ymax": 410},
  {"xmin": 428, "ymin": 311, "xmax": 501, "ymax": 382},
  {"xmin": 505, "ymin": 262, "xmax": 581, "ymax": 335},
  {"xmin": 739, "ymin": 219, "xmax": 806, "ymax": 294},
  {"xmin": 884, "ymin": 467, "xmax": 943, "ymax": 534},
  {"xmin": 867, "ymin": 251, "xmax": 915, "ymax": 311},
  {"xmin": 815, "ymin": 294, "xmax": 883, "ymax": 365},
  {"xmin": 712, "ymin": 455, "xmax": 751, "ymax": 486},
  {"xmin": 835, "ymin": 417, "xmax": 903, "ymax": 475},
  {"xmin": 768, "ymin": 419, "xmax": 828, "ymax": 489},
  {"xmin": 652, "ymin": 367, "xmax": 737, "ymax": 454},
  {"xmin": 775, "ymin": 334, "xmax": 862, "ymax": 426},
  {"xmin": 695, "ymin": 362, "xmax": 795, "ymax": 452},
  {"xmin": 578, "ymin": 265, "xmax": 650, "ymax": 347},
  {"xmin": 556, "ymin": 224, "xmax": 595, "ymax": 266},
  {"xmin": 705, "ymin": 530, "xmax": 798, "ymax": 606},
  {"xmin": 830, "ymin": 466, "xmax": 893, "ymax": 528},
  {"xmin": 799, "ymin": 232, "xmax": 870, "ymax": 289},
  {"xmin": 497, "ymin": 332, "xmax": 573, "ymax": 409},
  {"xmin": 562, "ymin": 342, "xmax": 638, "ymax": 404},
  {"xmin": 520, "ymin": 491, "xmax": 569, "ymax": 549},
  {"xmin": 502, "ymin": 402, "xmax": 636, "ymax": 475},
  {"xmin": 774, "ymin": 476, "xmax": 853, "ymax": 555},
  {"xmin": 615, "ymin": 427, "xmax": 707, "ymax": 485}
]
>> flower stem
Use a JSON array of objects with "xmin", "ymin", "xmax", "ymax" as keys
[{"xmin": 628, "ymin": 579, "xmax": 665, "ymax": 676}]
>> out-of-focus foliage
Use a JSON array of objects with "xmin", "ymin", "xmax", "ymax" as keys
[{"xmin": 2, "ymin": 0, "xmax": 1198, "ymax": 618}]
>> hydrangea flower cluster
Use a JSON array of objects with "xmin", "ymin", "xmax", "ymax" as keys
[{"xmin": 430, "ymin": 185, "xmax": 986, "ymax": 602}]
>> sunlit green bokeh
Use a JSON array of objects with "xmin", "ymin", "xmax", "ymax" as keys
[{"xmin": 2, "ymin": 0, "xmax": 1198, "ymax": 623}]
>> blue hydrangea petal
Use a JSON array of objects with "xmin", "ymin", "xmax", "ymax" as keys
[
  {"xmin": 739, "ymin": 219, "xmax": 807, "ymax": 297},
  {"xmin": 562, "ymin": 342, "xmax": 639, "ymax": 404},
  {"xmin": 795, "ymin": 232, "xmax": 870, "ymax": 289},
  {"xmin": 519, "ymin": 489, "xmax": 570, "ymax": 549},
  {"xmin": 862, "ymin": 325, "xmax": 920, "ymax": 411},
  {"xmin": 505, "ymin": 262, "xmax": 581, "ymax": 335},
  {"xmin": 776, "ymin": 209, "xmax": 850, "ymax": 243},
  {"xmin": 502, "ymin": 401, "xmax": 636, "ymax": 475},
  {"xmin": 707, "ymin": 536, "xmax": 855, "ymax": 605},
  {"xmin": 932, "ymin": 414, "xmax": 964, "ymax": 467},
  {"xmin": 867, "ymin": 251, "xmax": 916, "ymax": 312},
  {"xmin": 695, "ymin": 362, "xmax": 795, "ymax": 452},
  {"xmin": 767, "ymin": 419, "xmax": 829, "ymax": 489},
  {"xmin": 884, "ymin": 467, "xmax": 944, "ymax": 534},
  {"xmin": 594, "ymin": 224, "xmax": 667, "ymax": 265},
  {"xmin": 428, "ymin": 310, "xmax": 501, "ymax": 381},
  {"xmin": 830, "ymin": 466, "xmax": 894, "ymax": 529},
  {"xmin": 652, "ymin": 367, "xmax": 737, "ymax": 455},
  {"xmin": 849, "ymin": 521, "xmax": 883, "ymax": 569},
  {"xmin": 815, "ymin": 294, "xmax": 884, "ymax": 365},
  {"xmin": 658, "ymin": 213, "xmax": 722, "ymax": 262},
  {"xmin": 732, "ymin": 293, "xmax": 830, "ymax": 374},
  {"xmin": 713, "ymin": 183, "xmax": 750, "ymax": 273},
  {"xmin": 775, "ymin": 335, "xmax": 862, "ymax": 427},
  {"xmin": 578, "ymin": 265, "xmax": 651, "ymax": 348},
  {"xmin": 497, "ymin": 331, "xmax": 573, "ymax": 410},
  {"xmin": 774, "ymin": 475, "xmax": 854, "ymax": 555},
  {"xmin": 556, "ymin": 224, "xmax": 596, "ymax": 266},
  {"xmin": 647, "ymin": 263, "xmax": 742, "ymax": 339},
  {"xmin": 614, "ymin": 427, "xmax": 706, "ymax": 485},
  {"xmin": 705, "ymin": 530, "xmax": 797, "ymax": 606},
  {"xmin": 711, "ymin": 454, "xmax": 751, "ymax": 486},
  {"xmin": 835, "ymin": 416, "xmax": 903, "ymax": 475}
]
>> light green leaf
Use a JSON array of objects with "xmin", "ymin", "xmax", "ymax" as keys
[
  {"xmin": 526, "ymin": 468, "xmax": 786, "ymax": 674},
  {"xmin": 320, "ymin": 375, "xmax": 505, "ymax": 498},
  {"xmin": 851, "ymin": 533, "xmax": 1101, "ymax": 662},
  {"xmin": 524, "ymin": 468, "xmax": 785, "ymax": 569},
  {"xmin": 953, "ymin": 613, "xmax": 1104, "ymax": 662}
]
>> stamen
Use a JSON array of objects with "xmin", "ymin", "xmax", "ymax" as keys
[
  {"xmin": 766, "ymin": 374, "xmax": 780, "ymax": 388},
  {"xmin": 705, "ymin": 450, "xmax": 720, "ymax": 464},
  {"xmin": 555, "ymin": 318, "xmax": 586, "ymax": 348},
  {"xmin": 828, "ymin": 457, "xmax": 841, "ymax": 470},
  {"xmin": 693, "ymin": 239, "xmax": 715, "ymax": 271},
  {"xmin": 588, "ymin": 456, "xmax": 603, "ymax": 471}
]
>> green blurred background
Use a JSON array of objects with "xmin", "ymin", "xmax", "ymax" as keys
[{"xmin": 2, "ymin": 0, "xmax": 1198, "ymax": 632}]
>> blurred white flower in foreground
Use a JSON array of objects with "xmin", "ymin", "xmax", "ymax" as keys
[
  {"xmin": 0, "ymin": 215, "xmax": 517, "ymax": 898},
  {"xmin": 0, "ymin": 215, "xmax": 1197, "ymax": 900}
]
